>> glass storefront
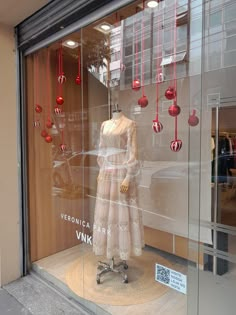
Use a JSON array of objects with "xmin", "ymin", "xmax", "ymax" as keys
[{"xmin": 24, "ymin": 0, "xmax": 236, "ymax": 314}]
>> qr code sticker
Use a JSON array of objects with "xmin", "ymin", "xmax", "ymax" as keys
[{"xmin": 156, "ymin": 265, "xmax": 170, "ymax": 285}]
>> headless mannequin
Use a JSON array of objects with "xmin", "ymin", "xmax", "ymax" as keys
[{"xmin": 95, "ymin": 104, "xmax": 133, "ymax": 284}]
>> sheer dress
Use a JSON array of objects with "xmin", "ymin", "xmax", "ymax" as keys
[{"xmin": 93, "ymin": 113, "xmax": 144, "ymax": 260}]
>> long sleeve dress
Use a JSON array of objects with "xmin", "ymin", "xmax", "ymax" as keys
[{"xmin": 92, "ymin": 113, "xmax": 144, "ymax": 260}]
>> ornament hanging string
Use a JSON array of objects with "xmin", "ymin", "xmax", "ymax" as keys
[
  {"xmin": 174, "ymin": 0, "xmax": 178, "ymax": 140},
  {"xmin": 78, "ymin": 46, "xmax": 81, "ymax": 78},
  {"xmin": 59, "ymin": 44, "xmax": 65, "ymax": 146},
  {"xmin": 34, "ymin": 53, "xmax": 40, "ymax": 123},
  {"xmin": 173, "ymin": 1, "xmax": 177, "ymax": 108},
  {"xmin": 155, "ymin": 15, "xmax": 160, "ymax": 121},
  {"xmin": 152, "ymin": 13, "xmax": 163, "ymax": 134},
  {"xmin": 47, "ymin": 49, "xmax": 51, "ymax": 125},
  {"xmin": 119, "ymin": 14, "xmax": 124, "ymax": 71},
  {"xmin": 58, "ymin": 42, "xmax": 63, "ymax": 96},
  {"xmin": 141, "ymin": 0, "xmax": 145, "ymax": 97},
  {"xmin": 135, "ymin": 7, "xmax": 139, "ymax": 81}
]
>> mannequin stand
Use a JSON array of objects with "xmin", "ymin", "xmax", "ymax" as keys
[{"xmin": 96, "ymin": 257, "xmax": 128, "ymax": 284}]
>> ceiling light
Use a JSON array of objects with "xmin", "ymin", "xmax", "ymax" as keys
[
  {"xmin": 147, "ymin": 0, "xmax": 158, "ymax": 8},
  {"xmin": 66, "ymin": 40, "xmax": 76, "ymax": 47},
  {"xmin": 62, "ymin": 40, "xmax": 79, "ymax": 49},
  {"xmin": 100, "ymin": 24, "xmax": 111, "ymax": 31},
  {"xmin": 94, "ymin": 22, "xmax": 114, "ymax": 34}
]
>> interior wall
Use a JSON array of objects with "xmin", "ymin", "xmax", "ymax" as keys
[{"xmin": 0, "ymin": 23, "xmax": 21, "ymax": 286}]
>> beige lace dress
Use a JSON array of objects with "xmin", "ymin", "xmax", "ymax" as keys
[{"xmin": 93, "ymin": 113, "xmax": 144, "ymax": 260}]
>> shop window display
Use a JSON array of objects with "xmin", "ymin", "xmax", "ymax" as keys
[{"xmin": 24, "ymin": 0, "xmax": 236, "ymax": 314}]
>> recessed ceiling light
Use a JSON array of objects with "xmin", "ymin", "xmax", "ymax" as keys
[
  {"xmin": 94, "ymin": 22, "xmax": 114, "ymax": 34},
  {"xmin": 62, "ymin": 40, "xmax": 79, "ymax": 49},
  {"xmin": 147, "ymin": 1, "xmax": 158, "ymax": 8},
  {"xmin": 100, "ymin": 24, "xmax": 111, "ymax": 31},
  {"xmin": 66, "ymin": 40, "xmax": 76, "ymax": 47}
]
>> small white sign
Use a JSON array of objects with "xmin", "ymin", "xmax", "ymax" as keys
[{"xmin": 155, "ymin": 263, "xmax": 187, "ymax": 294}]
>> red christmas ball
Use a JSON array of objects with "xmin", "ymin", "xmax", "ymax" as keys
[
  {"xmin": 165, "ymin": 87, "xmax": 176, "ymax": 100},
  {"xmin": 60, "ymin": 144, "xmax": 67, "ymax": 152},
  {"xmin": 168, "ymin": 104, "xmax": 181, "ymax": 117},
  {"xmin": 58, "ymin": 73, "xmax": 66, "ymax": 84},
  {"xmin": 46, "ymin": 119, "xmax": 53, "ymax": 129},
  {"xmin": 75, "ymin": 75, "xmax": 81, "ymax": 85},
  {"xmin": 138, "ymin": 95, "xmax": 148, "ymax": 108},
  {"xmin": 41, "ymin": 129, "xmax": 48, "ymax": 138},
  {"xmin": 56, "ymin": 96, "xmax": 64, "ymax": 105},
  {"xmin": 132, "ymin": 79, "xmax": 141, "ymax": 91},
  {"xmin": 35, "ymin": 105, "xmax": 43, "ymax": 113},
  {"xmin": 152, "ymin": 120, "xmax": 163, "ymax": 133},
  {"xmin": 54, "ymin": 106, "xmax": 62, "ymax": 115},
  {"xmin": 170, "ymin": 139, "xmax": 182, "ymax": 152},
  {"xmin": 45, "ymin": 135, "xmax": 53, "ymax": 143},
  {"xmin": 33, "ymin": 120, "xmax": 41, "ymax": 128},
  {"xmin": 188, "ymin": 109, "xmax": 199, "ymax": 127}
]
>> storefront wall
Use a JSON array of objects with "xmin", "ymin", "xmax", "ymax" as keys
[
  {"xmin": 21, "ymin": 0, "xmax": 236, "ymax": 314},
  {"xmin": 0, "ymin": 23, "xmax": 21, "ymax": 286}
]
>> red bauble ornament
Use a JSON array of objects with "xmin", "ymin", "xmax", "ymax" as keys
[
  {"xmin": 75, "ymin": 75, "xmax": 81, "ymax": 85},
  {"xmin": 152, "ymin": 120, "xmax": 163, "ymax": 133},
  {"xmin": 35, "ymin": 105, "xmax": 42, "ymax": 113},
  {"xmin": 132, "ymin": 79, "xmax": 141, "ymax": 91},
  {"xmin": 58, "ymin": 73, "xmax": 66, "ymax": 84},
  {"xmin": 54, "ymin": 106, "xmax": 62, "ymax": 115},
  {"xmin": 188, "ymin": 109, "xmax": 199, "ymax": 127},
  {"xmin": 138, "ymin": 95, "xmax": 148, "ymax": 108},
  {"xmin": 170, "ymin": 139, "xmax": 182, "ymax": 152},
  {"xmin": 33, "ymin": 120, "xmax": 40, "ymax": 128},
  {"xmin": 46, "ymin": 119, "xmax": 53, "ymax": 129},
  {"xmin": 45, "ymin": 135, "xmax": 53, "ymax": 143},
  {"xmin": 168, "ymin": 104, "xmax": 181, "ymax": 117},
  {"xmin": 165, "ymin": 87, "xmax": 176, "ymax": 100},
  {"xmin": 60, "ymin": 144, "xmax": 67, "ymax": 152},
  {"xmin": 56, "ymin": 96, "xmax": 64, "ymax": 105},
  {"xmin": 41, "ymin": 129, "xmax": 48, "ymax": 138}
]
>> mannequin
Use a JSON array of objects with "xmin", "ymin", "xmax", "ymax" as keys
[{"xmin": 93, "ymin": 105, "xmax": 144, "ymax": 283}]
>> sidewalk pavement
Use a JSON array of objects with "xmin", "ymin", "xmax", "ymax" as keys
[{"xmin": 1, "ymin": 274, "xmax": 93, "ymax": 315}]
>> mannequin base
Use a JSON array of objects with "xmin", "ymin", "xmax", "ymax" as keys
[{"xmin": 96, "ymin": 257, "xmax": 128, "ymax": 284}]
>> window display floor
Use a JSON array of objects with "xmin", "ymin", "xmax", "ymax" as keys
[{"xmin": 32, "ymin": 244, "xmax": 187, "ymax": 315}]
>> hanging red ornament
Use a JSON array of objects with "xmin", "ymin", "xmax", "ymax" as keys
[
  {"xmin": 56, "ymin": 96, "xmax": 64, "ymax": 105},
  {"xmin": 168, "ymin": 104, "xmax": 181, "ymax": 117},
  {"xmin": 33, "ymin": 120, "xmax": 41, "ymax": 128},
  {"xmin": 60, "ymin": 144, "xmax": 67, "ymax": 152},
  {"xmin": 188, "ymin": 109, "xmax": 199, "ymax": 127},
  {"xmin": 54, "ymin": 106, "xmax": 62, "ymax": 115},
  {"xmin": 35, "ymin": 105, "xmax": 43, "ymax": 113},
  {"xmin": 152, "ymin": 119, "xmax": 163, "ymax": 133},
  {"xmin": 138, "ymin": 95, "xmax": 148, "ymax": 108},
  {"xmin": 132, "ymin": 79, "xmax": 141, "ymax": 91},
  {"xmin": 165, "ymin": 87, "xmax": 176, "ymax": 100},
  {"xmin": 46, "ymin": 119, "xmax": 53, "ymax": 129},
  {"xmin": 41, "ymin": 129, "xmax": 48, "ymax": 138},
  {"xmin": 75, "ymin": 75, "xmax": 81, "ymax": 85},
  {"xmin": 170, "ymin": 139, "xmax": 182, "ymax": 152},
  {"xmin": 45, "ymin": 135, "xmax": 53, "ymax": 143},
  {"xmin": 58, "ymin": 72, "xmax": 66, "ymax": 84}
]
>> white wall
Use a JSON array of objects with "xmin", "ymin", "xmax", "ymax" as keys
[{"xmin": 0, "ymin": 23, "xmax": 21, "ymax": 285}]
